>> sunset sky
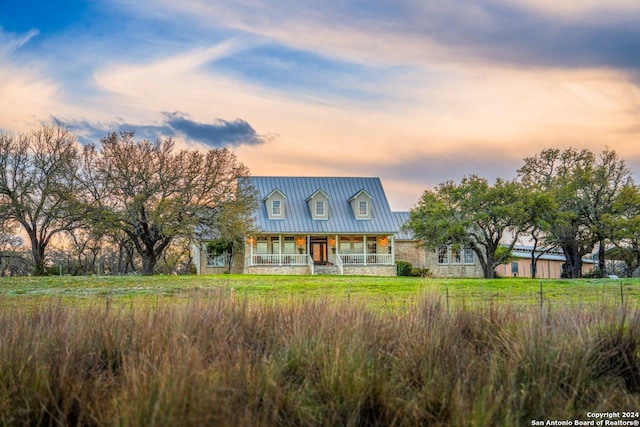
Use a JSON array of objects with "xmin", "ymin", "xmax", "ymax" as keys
[{"xmin": 1, "ymin": 0, "xmax": 639, "ymax": 210}]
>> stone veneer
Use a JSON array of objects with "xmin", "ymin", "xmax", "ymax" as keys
[
  {"xmin": 424, "ymin": 249, "xmax": 484, "ymax": 278},
  {"xmin": 198, "ymin": 249, "xmax": 245, "ymax": 274},
  {"xmin": 395, "ymin": 240, "xmax": 426, "ymax": 268},
  {"xmin": 245, "ymin": 265, "xmax": 312, "ymax": 275},
  {"xmin": 342, "ymin": 265, "xmax": 397, "ymax": 276}
]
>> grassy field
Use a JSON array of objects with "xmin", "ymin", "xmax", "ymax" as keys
[
  {"xmin": 0, "ymin": 275, "xmax": 639, "ymax": 426},
  {"xmin": 0, "ymin": 274, "xmax": 638, "ymax": 311}
]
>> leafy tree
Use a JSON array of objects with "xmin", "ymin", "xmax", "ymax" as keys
[
  {"xmin": 195, "ymin": 177, "xmax": 258, "ymax": 273},
  {"xmin": 518, "ymin": 148, "xmax": 632, "ymax": 277},
  {"xmin": 519, "ymin": 183, "xmax": 559, "ymax": 278},
  {"xmin": 0, "ymin": 125, "xmax": 84, "ymax": 275},
  {"xmin": 576, "ymin": 149, "xmax": 632, "ymax": 273},
  {"xmin": 606, "ymin": 184, "xmax": 640, "ymax": 276},
  {"xmin": 406, "ymin": 175, "xmax": 529, "ymax": 279},
  {"xmin": 81, "ymin": 132, "xmax": 254, "ymax": 275}
]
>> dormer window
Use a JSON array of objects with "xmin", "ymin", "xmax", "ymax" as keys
[
  {"xmin": 349, "ymin": 189, "xmax": 373, "ymax": 220},
  {"xmin": 272, "ymin": 200, "xmax": 282, "ymax": 216},
  {"xmin": 264, "ymin": 188, "xmax": 286, "ymax": 220},
  {"xmin": 358, "ymin": 200, "xmax": 368, "ymax": 216},
  {"xmin": 306, "ymin": 189, "xmax": 330, "ymax": 220}
]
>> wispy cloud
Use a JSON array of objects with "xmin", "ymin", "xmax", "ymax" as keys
[
  {"xmin": 0, "ymin": 28, "xmax": 39, "ymax": 55},
  {"xmin": 105, "ymin": 0, "xmax": 640, "ymax": 71}
]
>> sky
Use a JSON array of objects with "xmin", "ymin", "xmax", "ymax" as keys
[{"xmin": 1, "ymin": 0, "xmax": 640, "ymax": 210}]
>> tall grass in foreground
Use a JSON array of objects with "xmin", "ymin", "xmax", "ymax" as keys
[{"xmin": 0, "ymin": 294, "xmax": 638, "ymax": 426}]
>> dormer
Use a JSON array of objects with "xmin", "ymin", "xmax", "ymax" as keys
[
  {"xmin": 264, "ymin": 188, "xmax": 286, "ymax": 220},
  {"xmin": 306, "ymin": 189, "xmax": 330, "ymax": 220},
  {"xmin": 349, "ymin": 189, "xmax": 373, "ymax": 220}
]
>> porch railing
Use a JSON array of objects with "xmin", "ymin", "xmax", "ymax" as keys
[
  {"xmin": 340, "ymin": 253, "xmax": 394, "ymax": 265},
  {"xmin": 307, "ymin": 254, "xmax": 315, "ymax": 275},
  {"xmin": 335, "ymin": 255, "xmax": 344, "ymax": 275},
  {"xmin": 248, "ymin": 254, "xmax": 309, "ymax": 266}
]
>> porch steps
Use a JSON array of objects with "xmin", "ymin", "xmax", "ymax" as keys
[{"xmin": 314, "ymin": 265, "xmax": 341, "ymax": 275}]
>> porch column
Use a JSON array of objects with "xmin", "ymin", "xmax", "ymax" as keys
[
  {"xmin": 278, "ymin": 234, "xmax": 282, "ymax": 266},
  {"xmin": 391, "ymin": 235, "xmax": 395, "ymax": 265},
  {"xmin": 249, "ymin": 235, "xmax": 253, "ymax": 266},
  {"xmin": 363, "ymin": 234, "xmax": 367, "ymax": 266},
  {"xmin": 307, "ymin": 235, "xmax": 310, "ymax": 261}
]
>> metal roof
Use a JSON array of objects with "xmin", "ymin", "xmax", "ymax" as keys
[
  {"xmin": 246, "ymin": 176, "xmax": 399, "ymax": 234},
  {"xmin": 391, "ymin": 211, "xmax": 414, "ymax": 240}
]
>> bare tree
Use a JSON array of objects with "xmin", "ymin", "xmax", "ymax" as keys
[
  {"xmin": 0, "ymin": 222, "xmax": 29, "ymax": 276},
  {"xmin": 0, "ymin": 125, "xmax": 84, "ymax": 275},
  {"xmin": 81, "ymin": 132, "xmax": 253, "ymax": 275}
]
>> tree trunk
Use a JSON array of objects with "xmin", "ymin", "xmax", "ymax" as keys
[
  {"xmin": 598, "ymin": 239, "xmax": 606, "ymax": 275},
  {"xmin": 30, "ymin": 236, "xmax": 47, "ymax": 276},
  {"xmin": 561, "ymin": 245, "xmax": 582, "ymax": 278},
  {"xmin": 471, "ymin": 245, "xmax": 494, "ymax": 279},
  {"xmin": 141, "ymin": 253, "xmax": 157, "ymax": 275}
]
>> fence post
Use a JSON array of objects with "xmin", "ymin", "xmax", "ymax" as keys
[{"xmin": 539, "ymin": 281, "xmax": 543, "ymax": 312}]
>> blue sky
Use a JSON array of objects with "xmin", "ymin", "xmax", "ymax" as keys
[{"xmin": 2, "ymin": 0, "xmax": 640, "ymax": 209}]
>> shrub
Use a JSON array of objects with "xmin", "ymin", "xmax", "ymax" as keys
[{"xmin": 395, "ymin": 260, "xmax": 412, "ymax": 276}]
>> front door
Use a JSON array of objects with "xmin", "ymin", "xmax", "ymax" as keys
[{"xmin": 310, "ymin": 238, "xmax": 328, "ymax": 265}]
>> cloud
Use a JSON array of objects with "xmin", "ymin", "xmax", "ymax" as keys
[
  {"xmin": 61, "ymin": 111, "xmax": 269, "ymax": 148},
  {"xmin": 103, "ymin": 0, "xmax": 640, "ymax": 72},
  {"xmin": 162, "ymin": 112, "xmax": 267, "ymax": 147},
  {"xmin": 0, "ymin": 28, "xmax": 39, "ymax": 55},
  {"xmin": 0, "ymin": 29, "xmax": 60, "ymax": 130}
]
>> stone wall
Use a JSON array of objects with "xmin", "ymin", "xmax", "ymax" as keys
[
  {"xmin": 395, "ymin": 240, "xmax": 425, "ymax": 268},
  {"xmin": 424, "ymin": 249, "xmax": 484, "ymax": 278},
  {"xmin": 198, "ymin": 247, "xmax": 245, "ymax": 274},
  {"xmin": 342, "ymin": 265, "xmax": 397, "ymax": 276},
  {"xmin": 245, "ymin": 265, "xmax": 312, "ymax": 275}
]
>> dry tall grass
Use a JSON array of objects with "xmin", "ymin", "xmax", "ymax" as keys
[{"xmin": 0, "ymin": 292, "xmax": 638, "ymax": 426}]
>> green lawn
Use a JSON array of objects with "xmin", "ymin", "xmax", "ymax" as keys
[{"xmin": 0, "ymin": 274, "xmax": 638, "ymax": 311}]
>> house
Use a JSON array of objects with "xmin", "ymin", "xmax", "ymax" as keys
[
  {"xmin": 194, "ymin": 176, "xmax": 591, "ymax": 278},
  {"xmin": 391, "ymin": 211, "xmax": 484, "ymax": 277},
  {"xmin": 496, "ymin": 245, "xmax": 595, "ymax": 278},
  {"xmin": 195, "ymin": 177, "xmax": 399, "ymax": 275}
]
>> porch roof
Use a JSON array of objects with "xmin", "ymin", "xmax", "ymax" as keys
[{"xmin": 246, "ymin": 176, "xmax": 398, "ymax": 234}]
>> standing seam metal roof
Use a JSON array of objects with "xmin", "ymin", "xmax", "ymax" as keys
[{"xmin": 247, "ymin": 177, "xmax": 399, "ymax": 234}]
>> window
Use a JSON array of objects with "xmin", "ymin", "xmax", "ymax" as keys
[
  {"xmin": 463, "ymin": 247, "xmax": 475, "ymax": 264},
  {"xmin": 340, "ymin": 236, "xmax": 351, "ymax": 254},
  {"xmin": 367, "ymin": 236, "xmax": 377, "ymax": 255},
  {"xmin": 271, "ymin": 236, "xmax": 280, "ymax": 254},
  {"xmin": 353, "ymin": 236, "xmax": 364, "ymax": 253},
  {"xmin": 207, "ymin": 246, "xmax": 230, "ymax": 267},
  {"xmin": 272, "ymin": 200, "xmax": 281, "ymax": 216},
  {"xmin": 438, "ymin": 246, "xmax": 449, "ymax": 264},
  {"xmin": 256, "ymin": 236, "xmax": 268, "ymax": 254},
  {"xmin": 359, "ymin": 200, "xmax": 368, "ymax": 216},
  {"xmin": 511, "ymin": 262, "xmax": 519, "ymax": 275},
  {"xmin": 283, "ymin": 236, "xmax": 295, "ymax": 254},
  {"xmin": 451, "ymin": 247, "xmax": 461, "ymax": 264},
  {"xmin": 315, "ymin": 200, "xmax": 325, "ymax": 216}
]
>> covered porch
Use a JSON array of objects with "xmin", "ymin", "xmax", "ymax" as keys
[{"xmin": 244, "ymin": 234, "xmax": 396, "ymax": 275}]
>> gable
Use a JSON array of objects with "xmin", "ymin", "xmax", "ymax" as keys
[
  {"xmin": 306, "ymin": 189, "xmax": 330, "ymax": 220},
  {"xmin": 349, "ymin": 189, "xmax": 373, "ymax": 220},
  {"xmin": 263, "ymin": 188, "xmax": 286, "ymax": 220}
]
